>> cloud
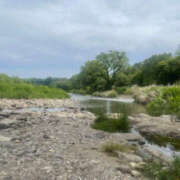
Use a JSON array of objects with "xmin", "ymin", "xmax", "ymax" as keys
[{"xmin": 0, "ymin": 0, "xmax": 180, "ymax": 77}]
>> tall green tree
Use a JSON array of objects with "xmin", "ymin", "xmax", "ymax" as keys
[
  {"xmin": 79, "ymin": 60, "xmax": 107, "ymax": 93},
  {"xmin": 96, "ymin": 51, "xmax": 129, "ymax": 87}
]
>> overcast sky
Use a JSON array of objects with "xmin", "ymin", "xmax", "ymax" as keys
[{"xmin": 0, "ymin": 0, "xmax": 180, "ymax": 78}]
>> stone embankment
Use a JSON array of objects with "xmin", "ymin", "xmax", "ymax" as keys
[{"xmin": 0, "ymin": 99, "xmax": 148, "ymax": 180}]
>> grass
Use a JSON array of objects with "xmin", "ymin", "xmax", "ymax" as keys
[
  {"xmin": 102, "ymin": 142, "xmax": 136, "ymax": 157},
  {"xmin": 91, "ymin": 113, "xmax": 130, "ymax": 133},
  {"xmin": 142, "ymin": 156, "xmax": 180, "ymax": 180},
  {"xmin": 0, "ymin": 80, "xmax": 69, "ymax": 99}
]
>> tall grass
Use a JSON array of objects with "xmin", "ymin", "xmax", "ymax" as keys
[{"xmin": 0, "ymin": 80, "xmax": 69, "ymax": 99}]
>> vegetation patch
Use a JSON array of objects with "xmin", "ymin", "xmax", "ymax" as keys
[
  {"xmin": 141, "ymin": 133, "xmax": 180, "ymax": 150},
  {"xmin": 102, "ymin": 142, "xmax": 136, "ymax": 157},
  {"xmin": 0, "ymin": 74, "xmax": 69, "ymax": 99},
  {"xmin": 147, "ymin": 86, "xmax": 180, "ymax": 117},
  {"xmin": 142, "ymin": 156, "xmax": 180, "ymax": 180},
  {"xmin": 91, "ymin": 113, "xmax": 130, "ymax": 133}
]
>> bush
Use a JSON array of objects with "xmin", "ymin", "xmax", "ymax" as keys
[
  {"xmin": 115, "ymin": 86, "xmax": 128, "ymax": 94},
  {"xmin": 91, "ymin": 113, "xmax": 130, "ymax": 133},
  {"xmin": 143, "ymin": 156, "xmax": 180, "ymax": 180},
  {"xmin": 106, "ymin": 90, "xmax": 118, "ymax": 98},
  {"xmin": 147, "ymin": 86, "xmax": 180, "ymax": 117}
]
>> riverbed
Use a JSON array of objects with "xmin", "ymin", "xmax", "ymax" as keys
[{"xmin": 0, "ymin": 97, "xmax": 179, "ymax": 179}]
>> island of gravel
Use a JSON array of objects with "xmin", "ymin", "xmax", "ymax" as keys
[{"xmin": 0, "ymin": 99, "xmax": 179, "ymax": 180}]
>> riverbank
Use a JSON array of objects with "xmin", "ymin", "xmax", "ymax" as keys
[{"xmin": 0, "ymin": 98, "xmax": 179, "ymax": 179}]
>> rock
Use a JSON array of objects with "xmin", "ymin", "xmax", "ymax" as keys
[
  {"xmin": 129, "ymin": 162, "xmax": 145, "ymax": 170},
  {"xmin": 0, "ymin": 135, "xmax": 11, "ymax": 142},
  {"xmin": 131, "ymin": 170, "xmax": 141, "ymax": 177},
  {"xmin": 0, "ymin": 119, "xmax": 18, "ymax": 129},
  {"xmin": 118, "ymin": 153, "xmax": 143, "ymax": 163},
  {"xmin": 116, "ymin": 165, "xmax": 131, "ymax": 174}
]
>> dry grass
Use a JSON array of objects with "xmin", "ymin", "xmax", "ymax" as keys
[{"xmin": 102, "ymin": 142, "xmax": 136, "ymax": 157}]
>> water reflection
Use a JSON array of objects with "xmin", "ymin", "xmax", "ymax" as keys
[{"xmin": 71, "ymin": 94, "xmax": 145, "ymax": 115}]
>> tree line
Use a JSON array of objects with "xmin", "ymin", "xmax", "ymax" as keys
[{"xmin": 27, "ymin": 50, "xmax": 180, "ymax": 94}]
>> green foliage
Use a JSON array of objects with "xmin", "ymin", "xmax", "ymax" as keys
[
  {"xmin": 91, "ymin": 113, "xmax": 130, "ymax": 133},
  {"xmin": 143, "ymin": 157, "xmax": 180, "ymax": 180},
  {"xmin": 115, "ymin": 86, "xmax": 128, "ymax": 94},
  {"xmin": 147, "ymin": 86, "xmax": 180, "ymax": 116},
  {"xmin": 0, "ymin": 75, "xmax": 69, "ymax": 99},
  {"xmin": 79, "ymin": 60, "xmax": 107, "ymax": 93},
  {"xmin": 25, "ymin": 50, "xmax": 180, "ymax": 95},
  {"xmin": 132, "ymin": 53, "xmax": 172, "ymax": 86},
  {"xmin": 113, "ymin": 72, "xmax": 130, "ymax": 87},
  {"xmin": 96, "ymin": 51, "xmax": 129, "ymax": 87}
]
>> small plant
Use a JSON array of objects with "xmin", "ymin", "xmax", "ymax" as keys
[
  {"xmin": 142, "ymin": 156, "xmax": 180, "ymax": 180},
  {"xmin": 102, "ymin": 142, "xmax": 136, "ymax": 157},
  {"xmin": 91, "ymin": 113, "xmax": 130, "ymax": 133}
]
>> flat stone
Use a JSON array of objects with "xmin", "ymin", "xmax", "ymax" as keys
[
  {"xmin": 0, "ymin": 135, "xmax": 12, "ymax": 142},
  {"xmin": 131, "ymin": 170, "xmax": 141, "ymax": 177},
  {"xmin": 119, "ymin": 153, "xmax": 143, "ymax": 163}
]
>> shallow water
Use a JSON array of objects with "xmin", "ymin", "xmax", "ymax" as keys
[
  {"xmin": 71, "ymin": 94, "xmax": 180, "ymax": 158},
  {"xmin": 71, "ymin": 94, "xmax": 145, "ymax": 115}
]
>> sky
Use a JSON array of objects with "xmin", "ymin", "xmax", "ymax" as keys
[{"xmin": 0, "ymin": 0, "xmax": 180, "ymax": 78}]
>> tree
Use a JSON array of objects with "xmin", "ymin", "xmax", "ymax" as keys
[
  {"xmin": 96, "ymin": 51, "xmax": 129, "ymax": 87},
  {"xmin": 79, "ymin": 60, "xmax": 107, "ymax": 93},
  {"xmin": 114, "ymin": 72, "xmax": 130, "ymax": 87}
]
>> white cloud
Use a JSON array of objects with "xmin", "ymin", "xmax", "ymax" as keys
[{"xmin": 0, "ymin": 0, "xmax": 180, "ymax": 77}]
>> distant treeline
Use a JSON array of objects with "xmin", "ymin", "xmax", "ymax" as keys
[
  {"xmin": 0, "ymin": 74, "xmax": 69, "ymax": 99},
  {"xmin": 26, "ymin": 51, "xmax": 180, "ymax": 94}
]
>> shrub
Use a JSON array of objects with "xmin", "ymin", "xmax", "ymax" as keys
[
  {"xmin": 142, "ymin": 156, "xmax": 180, "ymax": 180},
  {"xmin": 147, "ymin": 86, "xmax": 180, "ymax": 117},
  {"xmin": 106, "ymin": 90, "xmax": 118, "ymax": 98},
  {"xmin": 115, "ymin": 86, "xmax": 128, "ymax": 94},
  {"xmin": 91, "ymin": 113, "xmax": 130, "ymax": 133}
]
